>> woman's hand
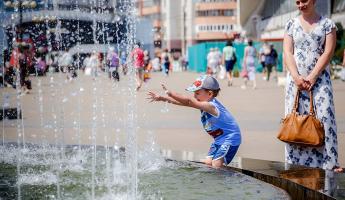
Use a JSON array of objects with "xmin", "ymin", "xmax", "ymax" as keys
[
  {"xmin": 305, "ymin": 74, "xmax": 318, "ymax": 91},
  {"xmin": 293, "ymin": 75, "xmax": 310, "ymax": 91},
  {"xmin": 147, "ymin": 91, "xmax": 163, "ymax": 102}
]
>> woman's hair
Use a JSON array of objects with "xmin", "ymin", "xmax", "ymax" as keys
[
  {"xmin": 248, "ymin": 39, "xmax": 253, "ymax": 46},
  {"xmin": 226, "ymin": 40, "xmax": 233, "ymax": 47},
  {"xmin": 205, "ymin": 89, "xmax": 221, "ymax": 97}
]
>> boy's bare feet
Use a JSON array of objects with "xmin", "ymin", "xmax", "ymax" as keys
[{"xmin": 334, "ymin": 167, "xmax": 344, "ymax": 173}]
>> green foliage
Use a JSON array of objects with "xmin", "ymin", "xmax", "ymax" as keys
[{"xmin": 333, "ymin": 22, "xmax": 345, "ymax": 64}]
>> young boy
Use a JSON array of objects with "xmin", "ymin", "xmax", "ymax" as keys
[{"xmin": 147, "ymin": 75, "xmax": 241, "ymax": 168}]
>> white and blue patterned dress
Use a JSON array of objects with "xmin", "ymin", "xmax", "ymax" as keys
[{"xmin": 284, "ymin": 16, "xmax": 338, "ymax": 170}]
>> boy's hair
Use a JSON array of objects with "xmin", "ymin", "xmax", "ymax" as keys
[{"xmin": 205, "ymin": 88, "xmax": 220, "ymax": 97}]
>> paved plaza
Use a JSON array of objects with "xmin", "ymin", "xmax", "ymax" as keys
[{"xmin": 2, "ymin": 70, "xmax": 345, "ymax": 166}]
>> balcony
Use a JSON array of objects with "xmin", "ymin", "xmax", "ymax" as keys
[
  {"xmin": 195, "ymin": 1, "xmax": 236, "ymax": 11},
  {"xmin": 195, "ymin": 32, "xmax": 234, "ymax": 41},
  {"xmin": 194, "ymin": 16, "xmax": 236, "ymax": 25},
  {"xmin": 140, "ymin": 5, "xmax": 160, "ymax": 16}
]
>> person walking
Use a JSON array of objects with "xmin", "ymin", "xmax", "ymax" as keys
[
  {"xmin": 241, "ymin": 39, "xmax": 257, "ymax": 89},
  {"xmin": 259, "ymin": 43, "xmax": 268, "ymax": 80},
  {"xmin": 207, "ymin": 48, "xmax": 218, "ymax": 77},
  {"xmin": 161, "ymin": 49, "xmax": 170, "ymax": 76},
  {"xmin": 222, "ymin": 41, "xmax": 237, "ymax": 86},
  {"xmin": 130, "ymin": 42, "xmax": 145, "ymax": 91},
  {"xmin": 264, "ymin": 44, "xmax": 277, "ymax": 81},
  {"xmin": 283, "ymin": 0, "xmax": 342, "ymax": 172},
  {"xmin": 107, "ymin": 48, "xmax": 120, "ymax": 81}
]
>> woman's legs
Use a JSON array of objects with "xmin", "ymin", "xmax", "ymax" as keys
[
  {"xmin": 266, "ymin": 64, "xmax": 273, "ymax": 81},
  {"xmin": 261, "ymin": 62, "xmax": 266, "ymax": 80},
  {"xmin": 136, "ymin": 69, "xmax": 144, "ymax": 91},
  {"xmin": 225, "ymin": 60, "xmax": 233, "ymax": 86},
  {"xmin": 227, "ymin": 70, "xmax": 232, "ymax": 86},
  {"xmin": 241, "ymin": 78, "xmax": 248, "ymax": 89}
]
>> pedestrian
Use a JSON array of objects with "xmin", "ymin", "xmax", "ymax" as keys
[
  {"xmin": 88, "ymin": 52, "xmax": 100, "ymax": 80},
  {"xmin": 207, "ymin": 48, "xmax": 218, "ymax": 77},
  {"xmin": 264, "ymin": 44, "xmax": 277, "ymax": 81},
  {"xmin": 107, "ymin": 48, "xmax": 120, "ymax": 81},
  {"xmin": 143, "ymin": 50, "xmax": 151, "ymax": 82},
  {"xmin": 11, "ymin": 43, "xmax": 31, "ymax": 94},
  {"xmin": 241, "ymin": 39, "xmax": 257, "ymax": 89},
  {"xmin": 283, "ymin": 0, "xmax": 343, "ymax": 172},
  {"xmin": 130, "ymin": 42, "xmax": 145, "ymax": 91},
  {"xmin": 259, "ymin": 43, "xmax": 268, "ymax": 80},
  {"xmin": 222, "ymin": 40, "xmax": 237, "ymax": 86},
  {"xmin": 270, "ymin": 44, "xmax": 279, "ymax": 80},
  {"xmin": 120, "ymin": 51, "xmax": 128, "ymax": 75},
  {"xmin": 152, "ymin": 56, "xmax": 161, "ymax": 72},
  {"xmin": 59, "ymin": 50, "xmax": 75, "ymax": 81},
  {"xmin": 161, "ymin": 49, "xmax": 170, "ymax": 76},
  {"xmin": 147, "ymin": 75, "xmax": 241, "ymax": 168}
]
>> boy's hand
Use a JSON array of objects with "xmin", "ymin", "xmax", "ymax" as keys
[
  {"xmin": 161, "ymin": 84, "xmax": 170, "ymax": 95},
  {"xmin": 147, "ymin": 91, "xmax": 162, "ymax": 102}
]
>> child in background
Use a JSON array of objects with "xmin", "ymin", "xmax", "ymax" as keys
[{"xmin": 147, "ymin": 75, "xmax": 241, "ymax": 168}]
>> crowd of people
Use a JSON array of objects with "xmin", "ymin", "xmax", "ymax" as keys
[
  {"xmin": 206, "ymin": 40, "xmax": 279, "ymax": 90},
  {"xmin": 0, "ymin": 40, "xmax": 192, "ymax": 94}
]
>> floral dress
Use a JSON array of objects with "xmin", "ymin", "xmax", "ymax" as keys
[
  {"xmin": 244, "ymin": 46, "xmax": 257, "ymax": 81},
  {"xmin": 284, "ymin": 16, "xmax": 338, "ymax": 170}
]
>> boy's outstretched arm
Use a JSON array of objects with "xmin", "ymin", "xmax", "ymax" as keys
[
  {"xmin": 162, "ymin": 85, "xmax": 218, "ymax": 116},
  {"xmin": 147, "ymin": 91, "xmax": 184, "ymax": 106}
]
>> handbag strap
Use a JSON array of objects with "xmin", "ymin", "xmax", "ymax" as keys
[{"xmin": 293, "ymin": 90, "xmax": 315, "ymax": 116}]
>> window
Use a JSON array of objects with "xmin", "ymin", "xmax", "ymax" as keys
[{"xmin": 197, "ymin": 9, "xmax": 235, "ymax": 17}]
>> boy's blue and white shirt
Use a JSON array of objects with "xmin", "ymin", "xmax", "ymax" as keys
[{"xmin": 200, "ymin": 98, "xmax": 241, "ymax": 146}]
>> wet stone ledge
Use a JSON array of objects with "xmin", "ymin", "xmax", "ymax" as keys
[{"xmin": 226, "ymin": 158, "xmax": 345, "ymax": 200}]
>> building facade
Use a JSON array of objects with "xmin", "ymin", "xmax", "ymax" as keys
[
  {"xmin": 238, "ymin": 0, "xmax": 339, "ymax": 41},
  {"xmin": 137, "ymin": 0, "xmax": 240, "ymax": 55},
  {"xmin": 1, "ymin": 0, "xmax": 128, "ymax": 54},
  {"xmin": 193, "ymin": 0, "xmax": 238, "ymax": 42}
]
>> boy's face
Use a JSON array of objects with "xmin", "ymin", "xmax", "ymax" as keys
[{"xmin": 194, "ymin": 89, "xmax": 213, "ymax": 102}]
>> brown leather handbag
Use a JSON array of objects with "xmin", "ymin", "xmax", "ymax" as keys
[{"xmin": 277, "ymin": 90, "xmax": 325, "ymax": 147}]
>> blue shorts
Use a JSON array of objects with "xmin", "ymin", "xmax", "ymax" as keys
[
  {"xmin": 225, "ymin": 60, "xmax": 235, "ymax": 72},
  {"xmin": 207, "ymin": 143, "xmax": 239, "ymax": 165}
]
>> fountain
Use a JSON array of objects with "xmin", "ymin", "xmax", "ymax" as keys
[{"xmin": 0, "ymin": 1, "xmax": 291, "ymax": 199}]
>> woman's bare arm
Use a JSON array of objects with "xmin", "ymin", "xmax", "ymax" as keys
[
  {"xmin": 305, "ymin": 29, "xmax": 336, "ymax": 90},
  {"xmin": 283, "ymin": 33, "xmax": 309, "ymax": 90}
]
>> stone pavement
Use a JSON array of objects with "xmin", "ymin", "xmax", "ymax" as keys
[{"xmin": 1, "ymin": 70, "xmax": 345, "ymax": 166}]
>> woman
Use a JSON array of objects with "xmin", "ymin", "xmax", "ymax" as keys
[
  {"xmin": 241, "ymin": 39, "xmax": 257, "ymax": 89},
  {"xmin": 283, "ymin": 0, "xmax": 342, "ymax": 172},
  {"xmin": 222, "ymin": 40, "xmax": 236, "ymax": 86}
]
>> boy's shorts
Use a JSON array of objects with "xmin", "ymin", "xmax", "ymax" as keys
[{"xmin": 207, "ymin": 143, "xmax": 239, "ymax": 165}]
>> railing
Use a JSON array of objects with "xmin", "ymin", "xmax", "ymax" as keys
[{"xmin": 2, "ymin": 10, "xmax": 118, "ymax": 26}]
